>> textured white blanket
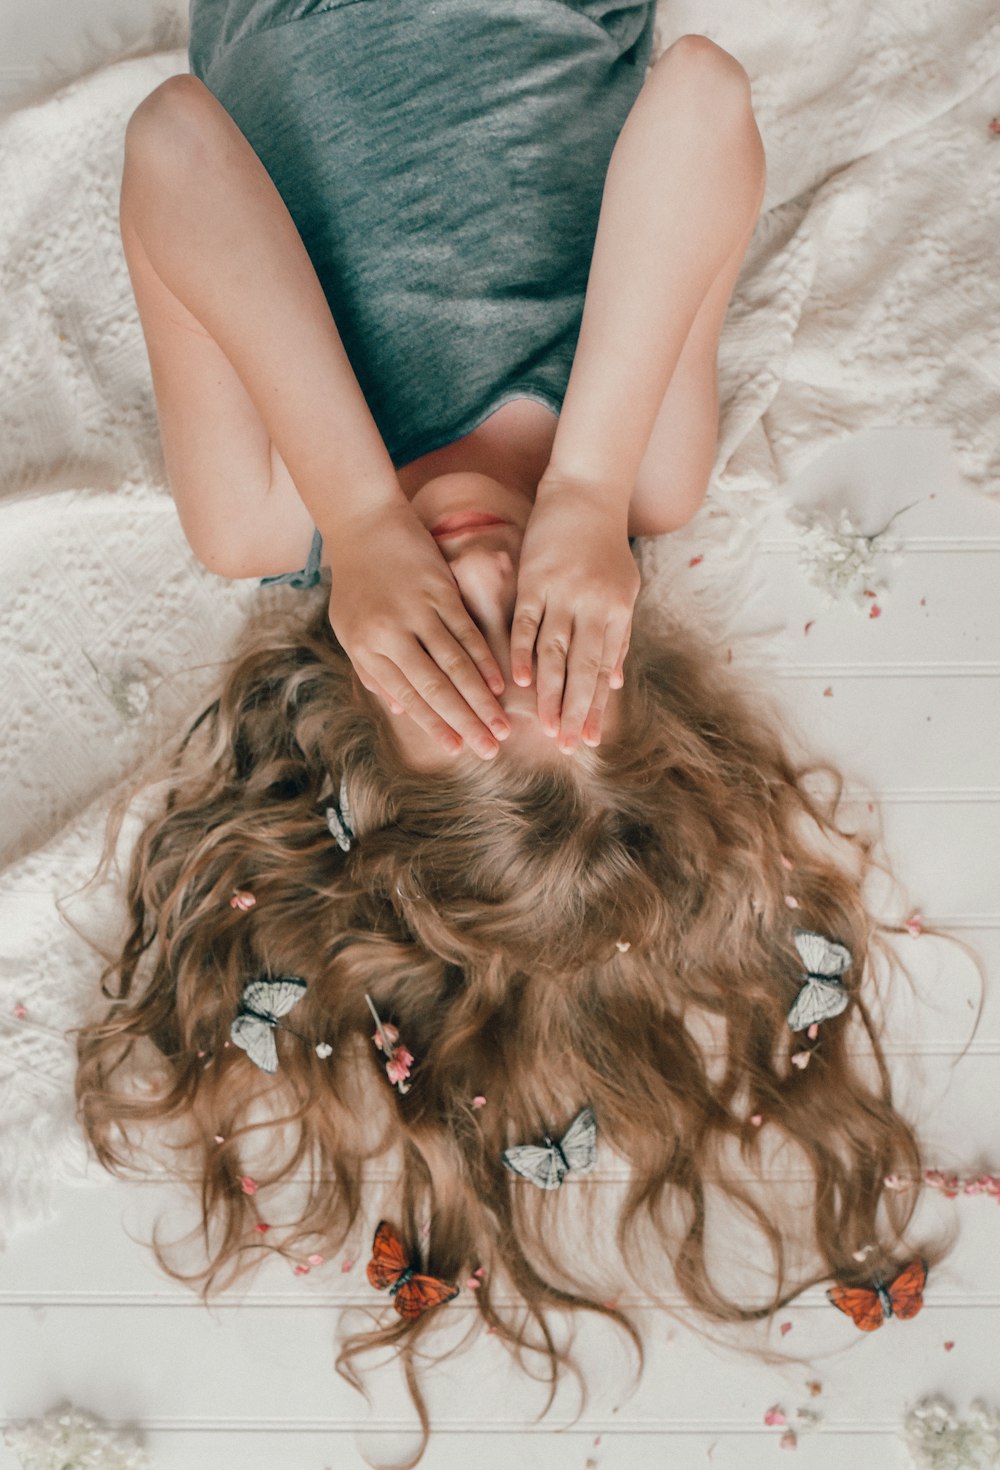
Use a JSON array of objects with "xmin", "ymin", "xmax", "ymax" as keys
[{"xmin": 1, "ymin": 0, "xmax": 998, "ymax": 1246}]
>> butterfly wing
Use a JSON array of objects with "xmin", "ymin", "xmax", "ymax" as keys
[
  {"xmin": 826, "ymin": 1285, "xmax": 884, "ymax": 1331},
  {"xmin": 394, "ymin": 1274, "xmax": 460, "ymax": 1320},
  {"xmin": 558, "ymin": 1106, "xmax": 598, "ymax": 1176},
  {"xmin": 229, "ymin": 1014, "xmax": 278, "ymax": 1073},
  {"xmin": 786, "ymin": 977, "xmax": 851, "ymax": 1031},
  {"xmin": 793, "ymin": 929, "xmax": 852, "ymax": 979},
  {"xmin": 886, "ymin": 1258, "xmax": 928, "ymax": 1320},
  {"xmin": 502, "ymin": 1143, "xmax": 567, "ymax": 1190},
  {"xmin": 367, "ymin": 1220, "xmax": 409, "ymax": 1291},
  {"xmin": 240, "ymin": 976, "xmax": 308, "ymax": 1020}
]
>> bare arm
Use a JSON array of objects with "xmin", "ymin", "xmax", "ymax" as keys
[{"xmin": 537, "ymin": 36, "xmax": 766, "ymax": 507}]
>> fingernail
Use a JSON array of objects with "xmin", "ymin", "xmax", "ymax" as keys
[
  {"xmin": 478, "ymin": 738, "xmax": 499, "ymax": 759},
  {"xmin": 491, "ymin": 720, "xmax": 511, "ymax": 740},
  {"xmin": 582, "ymin": 733, "xmax": 600, "ymax": 747},
  {"xmin": 489, "ymin": 677, "xmax": 505, "ymax": 695}
]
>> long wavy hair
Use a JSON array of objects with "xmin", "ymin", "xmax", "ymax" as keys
[{"xmin": 72, "ymin": 591, "xmax": 978, "ymax": 1465}]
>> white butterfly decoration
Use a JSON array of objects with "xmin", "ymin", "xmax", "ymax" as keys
[
  {"xmin": 325, "ymin": 772, "xmax": 355, "ymax": 852},
  {"xmin": 230, "ymin": 976, "xmax": 309, "ymax": 1074},
  {"xmin": 786, "ymin": 928, "xmax": 852, "ymax": 1032},
  {"xmin": 501, "ymin": 1105, "xmax": 598, "ymax": 1190}
]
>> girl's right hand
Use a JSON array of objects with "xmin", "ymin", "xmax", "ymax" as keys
[{"xmin": 323, "ymin": 500, "xmax": 511, "ymax": 759}]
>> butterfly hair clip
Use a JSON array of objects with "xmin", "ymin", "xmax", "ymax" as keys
[
  {"xmin": 325, "ymin": 772, "xmax": 355, "ymax": 852},
  {"xmin": 365, "ymin": 993, "xmax": 414, "ymax": 1094},
  {"xmin": 785, "ymin": 927, "xmax": 852, "ymax": 1032},
  {"xmin": 367, "ymin": 1220, "xmax": 460, "ymax": 1319},
  {"xmin": 229, "ymin": 976, "xmax": 333, "ymax": 1073},
  {"xmin": 501, "ymin": 1105, "xmax": 598, "ymax": 1190},
  {"xmin": 827, "ymin": 1257, "xmax": 927, "ymax": 1331}
]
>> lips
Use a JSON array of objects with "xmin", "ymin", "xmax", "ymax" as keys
[{"xmin": 429, "ymin": 512, "xmax": 510, "ymax": 540}]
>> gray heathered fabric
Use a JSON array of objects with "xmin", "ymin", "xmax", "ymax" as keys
[{"xmin": 188, "ymin": 0, "xmax": 656, "ymax": 470}]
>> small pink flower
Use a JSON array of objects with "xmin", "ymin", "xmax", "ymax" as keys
[
  {"xmin": 307, "ymin": 1253, "xmax": 324, "ymax": 1265},
  {"xmin": 471, "ymin": 1095, "xmax": 487, "ymax": 1109},
  {"xmin": 340, "ymin": 1258, "xmax": 355, "ymax": 1272},
  {"xmin": 904, "ymin": 911, "xmax": 924, "ymax": 937},
  {"xmin": 764, "ymin": 1406, "xmax": 787, "ymax": 1427},
  {"xmin": 779, "ymin": 1321, "xmax": 793, "ymax": 1337},
  {"xmin": 12, "ymin": 1003, "xmax": 27, "ymax": 1019},
  {"xmin": 373, "ymin": 1022, "xmax": 400, "ymax": 1053},
  {"xmin": 784, "ymin": 895, "xmax": 800, "ymax": 910},
  {"xmin": 386, "ymin": 1044, "xmax": 414, "ymax": 1086},
  {"xmin": 749, "ymin": 1113, "xmax": 763, "ymax": 1127},
  {"xmin": 779, "ymin": 1430, "xmax": 798, "ymax": 1450},
  {"xmin": 790, "ymin": 1051, "xmax": 811, "ymax": 1069},
  {"xmin": 807, "ymin": 1023, "xmax": 819, "ymax": 1040},
  {"xmin": 240, "ymin": 1176, "xmax": 258, "ymax": 1195},
  {"xmin": 254, "ymin": 1222, "xmax": 271, "ymax": 1234},
  {"xmin": 229, "ymin": 890, "xmax": 256, "ymax": 911},
  {"xmin": 294, "ymin": 1264, "xmax": 310, "ymax": 1276}
]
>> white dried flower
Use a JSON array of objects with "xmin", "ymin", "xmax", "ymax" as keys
[
  {"xmin": 3, "ymin": 1404, "xmax": 151, "ymax": 1470},
  {"xmin": 902, "ymin": 1394, "xmax": 1000, "ymax": 1469},
  {"xmin": 789, "ymin": 501, "xmax": 918, "ymax": 612}
]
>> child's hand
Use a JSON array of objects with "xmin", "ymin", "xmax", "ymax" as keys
[
  {"xmin": 510, "ymin": 481, "xmax": 639, "ymax": 750},
  {"xmin": 324, "ymin": 501, "xmax": 510, "ymax": 759}
]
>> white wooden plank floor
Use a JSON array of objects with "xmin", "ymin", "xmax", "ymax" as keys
[{"xmin": 2, "ymin": 423, "xmax": 998, "ymax": 1469}]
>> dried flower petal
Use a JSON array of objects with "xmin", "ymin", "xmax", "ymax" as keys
[
  {"xmin": 904, "ymin": 912, "xmax": 924, "ymax": 937},
  {"xmin": 869, "ymin": 604, "xmax": 882, "ymax": 619},
  {"xmin": 689, "ymin": 554, "xmax": 704, "ymax": 568},
  {"xmin": 764, "ymin": 1405, "xmax": 787, "ymax": 1426},
  {"xmin": 240, "ymin": 1176, "xmax": 258, "ymax": 1195},
  {"xmin": 229, "ymin": 890, "xmax": 256, "ymax": 911},
  {"xmin": 779, "ymin": 1429, "xmax": 798, "ymax": 1450},
  {"xmin": 823, "ymin": 687, "xmax": 833, "ymax": 697},
  {"xmin": 471, "ymin": 1095, "xmax": 487, "ymax": 1108},
  {"xmin": 944, "ymin": 1340, "xmax": 955, "ymax": 1352},
  {"xmin": 12, "ymin": 1002, "xmax": 28, "ymax": 1019},
  {"xmin": 294, "ymin": 1264, "xmax": 310, "ymax": 1276},
  {"xmin": 805, "ymin": 1380, "xmax": 822, "ymax": 1397},
  {"xmin": 254, "ymin": 1222, "xmax": 271, "ymax": 1234},
  {"xmin": 790, "ymin": 1051, "xmax": 811, "ymax": 1069},
  {"xmin": 307, "ymin": 1253, "xmax": 325, "ymax": 1265},
  {"xmin": 780, "ymin": 1321, "xmax": 793, "ymax": 1337}
]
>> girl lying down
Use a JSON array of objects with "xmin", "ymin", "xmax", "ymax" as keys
[{"xmin": 73, "ymin": 6, "xmax": 972, "ymax": 1463}]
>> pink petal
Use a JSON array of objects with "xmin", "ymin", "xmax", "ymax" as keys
[
  {"xmin": 474, "ymin": 1267, "xmax": 485, "ymax": 1277},
  {"xmin": 307, "ymin": 1253, "xmax": 324, "ymax": 1265},
  {"xmin": 254, "ymin": 1222, "xmax": 271, "ymax": 1234},
  {"xmin": 823, "ymin": 687, "xmax": 833, "ymax": 697},
  {"xmin": 749, "ymin": 1114, "xmax": 763, "ymax": 1127},
  {"xmin": 807, "ymin": 1023, "xmax": 819, "ymax": 1040},
  {"xmin": 240, "ymin": 1176, "xmax": 258, "ymax": 1195},
  {"xmin": 689, "ymin": 554, "xmax": 704, "ymax": 568},
  {"xmin": 784, "ymin": 895, "xmax": 800, "ymax": 909},
  {"xmin": 869, "ymin": 605, "xmax": 881, "ymax": 619},
  {"xmin": 373, "ymin": 1022, "xmax": 399, "ymax": 1052},
  {"xmin": 340, "ymin": 1258, "xmax": 355, "ymax": 1272},
  {"xmin": 883, "ymin": 1174, "xmax": 910, "ymax": 1192},
  {"xmin": 779, "ymin": 1321, "xmax": 793, "ymax": 1337},
  {"xmin": 213, "ymin": 1135, "xmax": 225, "ymax": 1144},
  {"xmin": 465, "ymin": 1277, "xmax": 481, "ymax": 1290},
  {"xmin": 863, "ymin": 590, "xmax": 878, "ymax": 599},
  {"xmin": 197, "ymin": 1050, "xmax": 207, "ymax": 1058},
  {"xmin": 944, "ymin": 1341, "xmax": 955, "ymax": 1352},
  {"xmin": 229, "ymin": 890, "xmax": 256, "ymax": 911},
  {"xmin": 12, "ymin": 1003, "xmax": 27, "ymax": 1019},
  {"xmin": 294, "ymin": 1264, "xmax": 310, "ymax": 1276},
  {"xmin": 471, "ymin": 1095, "xmax": 487, "ymax": 1108},
  {"xmin": 779, "ymin": 1430, "xmax": 798, "ymax": 1450},
  {"xmin": 764, "ymin": 1406, "xmax": 787, "ymax": 1427},
  {"xmin": 904, "ymin": 912, "xmax": 924, "ymax": 937},
  {"xmin": 790, "ymin": 1051, "xmax": 811, "ymax": 1069},
  {"xmin": 803, "ymin": 621, "xmax": 815, "ymax": 636}
]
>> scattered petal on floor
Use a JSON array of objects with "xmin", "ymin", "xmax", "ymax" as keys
[
  {"xmin": 307, "ymin": 1253, "xmax": 324, "ymax": 1265},
  {"xmin": 254, "ymin": 1222, "xmax": 271, "ymax": 1234},
  {"xmin": 904, "ymin": 912, "xmax": 924, "ymax": 937},
  {"xmin": 803, "ymin": 621, "xmax": 815, "ymax": 636},
  {"xmin": 341, "ymin": 1258, "xmax": 355, "ymax": 1272},
  {"xmin": 689, "ymin": 554, "xmax": 704, "ymax": 568},
  {"xmin": 779, "ymin": 1430, "xmax": 798, "ymax": 1450},
  {"xmin": 764, "ymin": 1406, "xmax": 787, "ymax": 1426},
  {"xmin": 12, "ymin": 1003, "xmax": 27, "ymax": 1019},
  {"xmin": 294, "ymin": 1264, "xmax": 310, "ymax": 1276},
  {"xmin": 883, "ymin": 1174, "xmax": 910, "ymax": 1191},
  {"xmin": 795, "ymin": 1408, "xmax": 822, "ymax": 1429},
  {"xmin": 869, "ymin": 604, "xmax": 881, "ymax": 619},
  {"xmin": 823, "ymin": 687, "xmax": 833, "ymax": 697},
  {"xmin": 240, "ymin": 1176, "xmax": 258, "ymax": 1195},
  {"xmin": 780, "ymin": 1321, "xmax": 793, "ymax": 1336},
  {"xmin": 805, "ymin": 1380, "xmax": 822, "ymax": 1397},
  {"xmin": 944, "ymin": 1341, "xmax": 955, "ymax": 1352}
]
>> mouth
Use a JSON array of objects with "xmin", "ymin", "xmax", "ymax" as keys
[{"xmin": 430, "ymin": 512, "xmax": 511, "ymax": 541}]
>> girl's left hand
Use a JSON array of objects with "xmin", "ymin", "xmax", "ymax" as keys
[{"xmin": 510, "ymin": 481, "xmax": 639, "ymax": 750}]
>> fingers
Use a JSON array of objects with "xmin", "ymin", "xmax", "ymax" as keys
[
  {"xmin": 509, "ymin": 596, "xmax": 544, "ymax": 689},
  {"xmin": 561, "ymin": 620, "xmax": 623, "ymax": 752},
  {"xmin": 368, "ymin": 643, "xmax": 508, "ymax": 760},
  {"xmin": 440, "ymin": 601, "xmax": 506, "ymax": 700}
]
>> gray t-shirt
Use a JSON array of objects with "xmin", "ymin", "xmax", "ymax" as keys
[{"xmin": 188, "ymin": 0, "xmax": 656, "ymax": 470}]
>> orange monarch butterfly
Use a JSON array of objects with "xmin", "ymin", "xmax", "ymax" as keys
[
  {"xmin": 826, "ymin": 1258, "xmax": 928, "ymax": 1331},
  {"xmin": 366, "ymin": 1221, "xmax": 460, "ymax": 1321}
]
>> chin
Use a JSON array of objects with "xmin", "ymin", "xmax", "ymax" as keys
[{"xmin": 411, "ymin": 472, "xmax": 533, "ymax": 532}]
